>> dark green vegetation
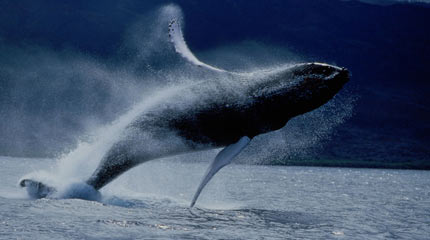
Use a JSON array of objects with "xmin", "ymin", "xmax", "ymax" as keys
[{"xmin": 278, "ymin": 158, "xmax": 430, "ymax": 170}]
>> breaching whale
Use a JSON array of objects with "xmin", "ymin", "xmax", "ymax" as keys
[{"xmin": 20, "ymin": 19, "xmax": 349, "ymax": 207}]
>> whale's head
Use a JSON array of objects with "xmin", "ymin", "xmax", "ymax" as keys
[
  {"xmin": 284, "ymin": 62, "xmax": 350, "ymax": 107},
  {"xmin": 248, "ymin": 62, "xmax": 349, "ymax": 133}
]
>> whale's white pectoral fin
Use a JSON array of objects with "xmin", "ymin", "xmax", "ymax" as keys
[
  {"xmin": 190, "ymin": 136, "xmax": 251, "ymax": 207},
  {"xmin": 168, "ymin": 19, "xmax": 226, "ymax": 73}
]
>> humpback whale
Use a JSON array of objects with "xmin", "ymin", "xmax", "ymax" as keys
[{"xmin": 20, "ymin": 19, "xmax": 349, "ymax": 207}]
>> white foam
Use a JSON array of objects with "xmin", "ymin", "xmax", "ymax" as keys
[{"xmin": 54, "ymin": 182, "xmax": 101, "ymax": 201}]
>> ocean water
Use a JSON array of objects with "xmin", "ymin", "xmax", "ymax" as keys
[{"xmin": 0, "ymin": 156, "xmax": 429, "ymax": 239}]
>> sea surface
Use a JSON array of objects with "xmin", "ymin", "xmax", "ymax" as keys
[{"xmin": 0, "ymin": 156, "xmax": 429, "ymax": 239}]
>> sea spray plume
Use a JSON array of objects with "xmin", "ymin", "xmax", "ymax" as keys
[
  {"xmin": 0, "ymin": 44, "xmax": 143, "ymax": 157},
  {"xmin": 120, "ymin": 4, "xmax": 187, "ymax": 78},
  {"xmin": 242, "ymin": 90, "xmax": 357, "ymax": 165},
  {"xmin": 20, "ymin": 8, "xmax": 350, "ymax": 207}
]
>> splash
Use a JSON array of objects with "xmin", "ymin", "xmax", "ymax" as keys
[{"xmin": 55, "ymin": 85, "xmax": 184, "ymax": 182}]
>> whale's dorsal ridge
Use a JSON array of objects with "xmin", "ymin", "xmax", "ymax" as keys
[{"xmin": 168, "ymin": 19, "xmax": 227, "ymax": 73}]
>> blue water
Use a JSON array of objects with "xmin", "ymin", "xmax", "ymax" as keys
[{"xmin": 1, "ymin": 156, "xmax": 429, "ymax": 239}]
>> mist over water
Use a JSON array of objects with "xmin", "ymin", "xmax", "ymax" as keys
[{"xmin": 0, "ymin": 5, "xmax": 185, "ymax": 157}]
